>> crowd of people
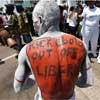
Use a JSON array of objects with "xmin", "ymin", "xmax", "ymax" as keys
[
  {"xmin": 0, "ymin": 0, "xmax": 100, "ymax": 99},
  {"xmin": 59, "ymin": 0, "xmax": 100, "ymax": 63},
  {"xmin": 0, "ymin": 1, "xmax": 100, "ymax": 60},
  {"xmin": 0, "ymin": 4, "xmax": 37, "ymax": 51}
]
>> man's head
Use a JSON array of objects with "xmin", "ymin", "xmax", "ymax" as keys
[
  {"xmin": 32, "ymin": 0, "xmax": 60, "ymax": 36},
  {"xmin": 87, "ymin": 0, "xmax": 96, "ymax": 9}
]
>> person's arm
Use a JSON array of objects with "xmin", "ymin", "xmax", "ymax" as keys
[
  {"xmin": 76, "ymin": 47, "xmax": 93, "ymax": 87},
  {"xmin": 76, "ymin": 49, "xmax": 87, "ymax": 87},
  {"xmin": 77, "ymin": 14, "xmax": 84, "ymax": 22},
  {"xmin": 13, "ymin": 45, "xmax": 34, "ymax": 93}
]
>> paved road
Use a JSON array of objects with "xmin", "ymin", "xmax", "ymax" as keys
[{"xmin": 0, "ymin": 45, "xmax": 100, "ymax": 100}]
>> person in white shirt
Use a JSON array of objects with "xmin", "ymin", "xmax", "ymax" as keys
[
  {"xmin": 95, "ymin": 1, "xmax": 100, "ymax": 63},
  {"xmin": 81, "ymin": 1, "xmax": 100, "ymax": 57},
  {"xmin": 68, "ymin": 7, "xmax": 78, "ymax": 35},
  {"xmin": 63, "ymin": 6, "xmax": 68, "ymax": 23},
  {"xmin": 62, "ymin": 6, "xmax": 68, "ymax": 32}
]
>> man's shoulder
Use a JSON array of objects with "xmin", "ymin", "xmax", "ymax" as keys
[
  {"xmin": 59, "ymin": 34, "xmax": 83, "ymax": 43},
  {"xmin": 96, "ymin": 7, "xmax": 100, "ymax": 12},
  {"xmin": 31, "ymin": 33, "xmax": 83, "ymax": 43},
  {"xmin": 20, "ymin": 45, "xmax": 27, "ymax": 53},
  {"xmin": 26, "ymin": 33, "xmax": 84, "ymax": 48},
  {"xmin": 82, "ymin": 7, "xmax": 89, "ymax": 13}
]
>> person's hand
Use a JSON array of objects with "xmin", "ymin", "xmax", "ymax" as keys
[{"xmin": 22, "ymin": 74, "xmax": 36, "ymax": 90}]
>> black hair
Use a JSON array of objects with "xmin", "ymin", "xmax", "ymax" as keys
[
  {"xmin": 16, "ymin": 5, "xmax": 24, "ymax": 13},
  {"xmin": 69, "ymin": 6, "xmax": 74, "ymax": 11},
  {"xmin": 5, "ymin": 4, "xmax": 14, "ymax": 15}
]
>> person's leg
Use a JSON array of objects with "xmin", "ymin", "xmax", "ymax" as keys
[
  {"xmin": 97, "ymin": 49, "xmax": 100, "ymax": 63},
  {"xmin": 82, "ymin": 34, "xmax": 90, "ymax": 52},
  {"xmin": 68, "ymin": 26, "xmax": 76, "ymax": 35},
  {"xmin": 91, "ymin": 29, "xmax": 99, "ymax": 57},
  {"xmin": 13, "ymin": 35, "xmax": 23, "ymax": 51},
  {"xmin": 82, "ymin": 26, "xmax": 92, "ymax": 53}
]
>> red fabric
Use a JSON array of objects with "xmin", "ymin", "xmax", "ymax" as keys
[{"xmin": 26, "ymin": 34, "xmax": 85, "ymax": 100}]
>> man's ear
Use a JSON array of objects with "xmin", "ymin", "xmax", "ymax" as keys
[
  {"xmin": 39, "ymin": 17, "xmax": 43, "ymax": 23},
  {"xmin": 39, "ymin": 17, "xmax": 42, "ymax": 23},
  {"xmin": 39, "ymin": 16, "xmax": 45, "ymax": 24}
]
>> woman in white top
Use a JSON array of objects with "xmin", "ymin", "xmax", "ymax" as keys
[{"xmin": 68, "ymin": 7, "xmax": 78, "ymax": 35}]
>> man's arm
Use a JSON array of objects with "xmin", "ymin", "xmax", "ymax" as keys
[
  {"xmin": 76, "ymin": 49, "xmax": 87, "ymax": 87},
  {"xmin": 76, "ymin": 47, "xmax": 93, "ymax": 87},
  {"xmin": 13, "ymin": 45, "xmax": 32, "ymax": 93}
]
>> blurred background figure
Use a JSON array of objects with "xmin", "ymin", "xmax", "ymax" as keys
[
  {"xmin": 15, "ymin": 5, "xmax": 32, "ymax": 44},
  {"xmin": 0, "ymin": 16, "xmax": 9, "ymax": 45},
  {"xmin": 5, "ymin": 4, "xmax": 22, "ymax": 51},
  {"xmin": 68, "ymin": 6, "xmax": 78, "ymax": 35},
  {"xmin": 80, "ymin": 0, "xmax": 100, "ymax": 57},
  {"xmin": 62, "ymin": 5, "xmax": 69, "ymax": 33}
]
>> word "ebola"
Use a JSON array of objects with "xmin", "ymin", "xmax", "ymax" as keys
[{"xmin": 28, "ymin": 35, "xmax": 83, "ymax": 49}]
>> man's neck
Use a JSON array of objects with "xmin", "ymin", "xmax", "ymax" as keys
[
  {"xmin": 47, "ymin": 25, "xmax": 59, "ymax": 32},
  {"xmin": 89, "ymin": 5, "xmax": 95, "ymax": 9}
]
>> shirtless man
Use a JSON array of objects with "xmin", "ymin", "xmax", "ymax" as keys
[{"xmin": 14, "ymin": 0, "xmax": 89, "ymax": 100}]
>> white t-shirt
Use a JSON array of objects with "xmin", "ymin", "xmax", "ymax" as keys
[
  {"xmin": 81, "ymin": 6, "xmax": 100, "ymax": 27},
  {"xmin": 68, "ymin": 12, "xmax": 78, "ymax": 27},
  {"xmin": 63, "ymin": 9, "xmax": 68, "ymax": 17}
]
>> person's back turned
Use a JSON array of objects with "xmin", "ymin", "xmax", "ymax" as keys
[{"xmin": 26, "ymin": 34, "xmax": 85, "ymax": 100}]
